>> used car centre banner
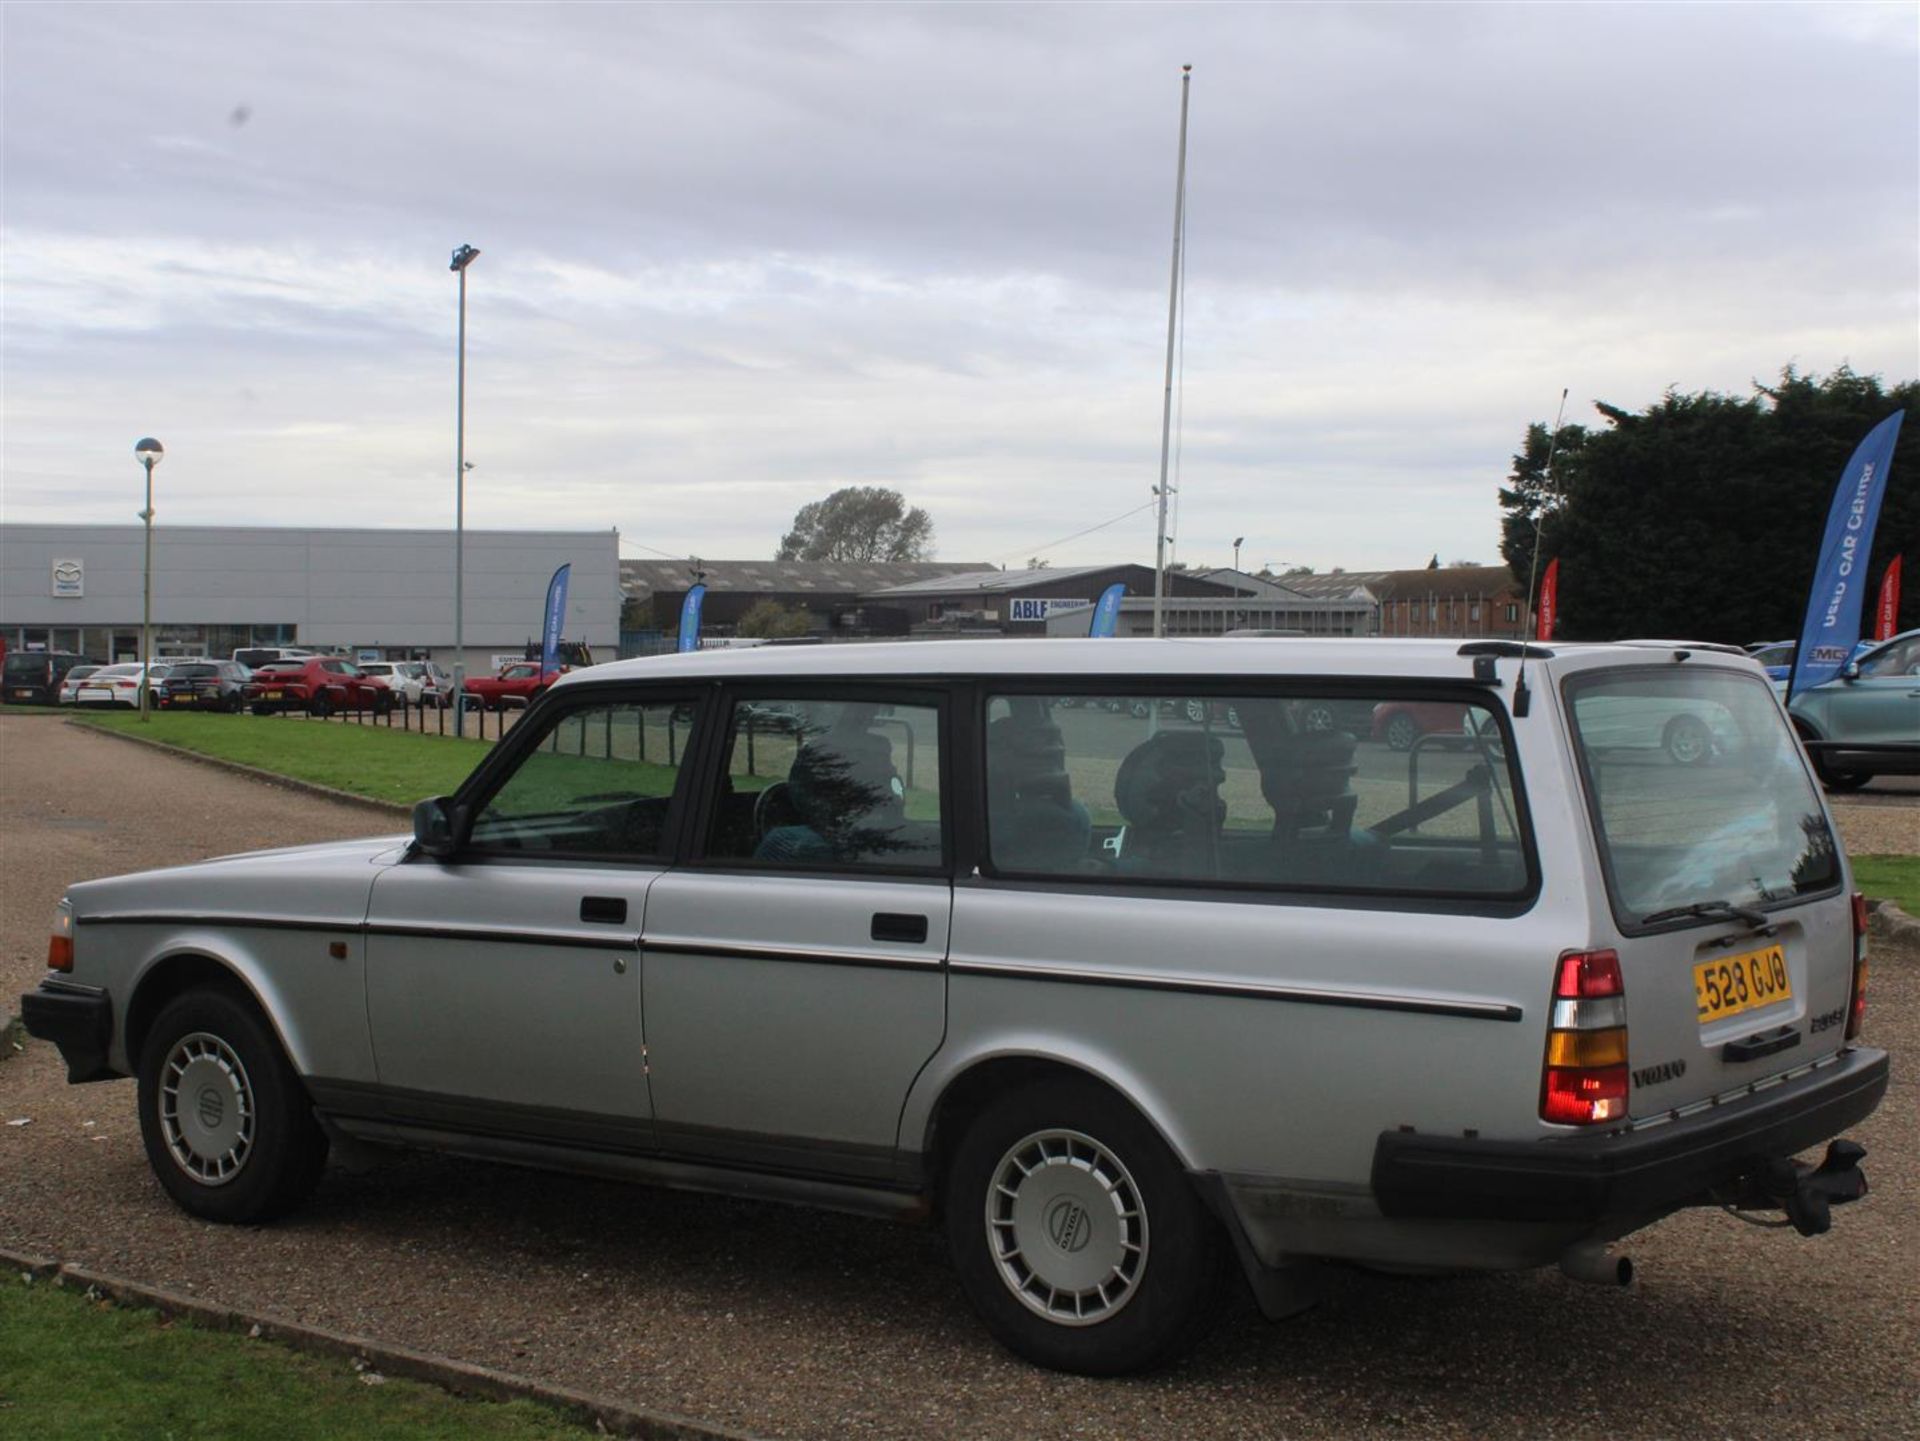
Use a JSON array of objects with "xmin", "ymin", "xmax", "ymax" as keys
[
  {"xmin": 540, "ymin": 563, "xmax": 571, "ymax": 674},
  {"xmin": 1788, "ymin": 412, "xmax": 1903, "ymax": 701}
]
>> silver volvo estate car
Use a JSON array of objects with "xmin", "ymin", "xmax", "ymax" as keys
[{"xmin": 21, "ymin": 637, "xmax": 1887, "ymax": 1374}]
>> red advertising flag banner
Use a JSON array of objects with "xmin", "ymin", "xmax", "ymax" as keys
[
  {"xmin": 1536, "ymin": 558, "xmax": 1559, "ymax": 641},
  {"xmin": 1875, "ymin": 556, "xmax": 1903, "ymax": 641}
]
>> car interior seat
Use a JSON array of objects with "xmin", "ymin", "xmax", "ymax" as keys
[
  {"xmin": 1112, "ymin": 730, "xmax": 1227, "ymax": 880},
  {"xmin": 754, "ymin": 715, "xmax": 913, "ymax": 865},
  {"xmin": 986, "ymin": 706, "xmax": 1092, "ymax": 872}
]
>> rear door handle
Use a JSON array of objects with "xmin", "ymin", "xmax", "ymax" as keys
[
  {"xmin": 580, "ymin": 895, "xmax": 628, "ymax": 925},
  {"xmin": 871, "ymin": 912, "xmax": 929, "ymax": 945}
]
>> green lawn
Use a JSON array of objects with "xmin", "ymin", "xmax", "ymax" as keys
[
  {"xmin": 1852, "ymin": 854, "xmax": 1920, "ymax": 915},
  {"xmin": 0, "ymin": 1277, "xmax": 594, "ymax": 1440},
  {"xmin": 72, "ymin": 711, "xmax": 494, "ymax": 807}
]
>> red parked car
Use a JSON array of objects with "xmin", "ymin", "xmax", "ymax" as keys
[
  {"xmin": 245, "ymin": 658, "xmax": 391, "ymax": 717},
  {"xmin": 459, "ymin": 660, "xmax": 561, "ymax": 711},
  {"xmin": 1370, "ymin": 699, "xmax": 1471, "ymax": 751}
]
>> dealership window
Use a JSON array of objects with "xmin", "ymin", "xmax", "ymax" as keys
[
  {"xmin": 1504, "ymin": 604, "xmax": 1519, "ymax": 623},
  {"xmin": 1469, "ymin": 604, "xmax": 1481, "ymax": 623}
]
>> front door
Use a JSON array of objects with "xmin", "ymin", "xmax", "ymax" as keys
[
  {"xmin": 641, "ymin": 689, "xmax": 952, "ymax": 1185},
  {"xmin": 365, "ymin": 694, "xmax": 703, "ymax": 1149}
]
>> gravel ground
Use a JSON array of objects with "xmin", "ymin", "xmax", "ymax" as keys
[{"xmin": 3, "ymin": 713, "xmax": 1917, "ymax": 1440}]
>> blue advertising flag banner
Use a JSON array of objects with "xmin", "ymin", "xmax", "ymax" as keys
[
  {"xmin": 540, "ymin": 564, "xmax": 571, "ymax": 675},
  {"xmin": 1788, "ymin": 412, "xmax": 1905, "ymax": 700},
  {"xmin": 677, "ymin": 584, "xmax": 707, "ymax": 653},
  {"xmin": 1088, "ymin": 583, "xmax": 1127, "ymax": 638}
]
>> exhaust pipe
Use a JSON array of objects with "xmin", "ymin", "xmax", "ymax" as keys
[{"xmin": 1559, "ymin": 1241, "xmax": 1633, "ymax": 1288}]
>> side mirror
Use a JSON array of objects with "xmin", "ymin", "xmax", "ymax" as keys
[
  {"xmin": 1840, "ymin": 663, "xmax": 1861, "ymax": 682},
  {"xmin": 412, "ymin": 796, "xmax": 465, "ymax": 857}
]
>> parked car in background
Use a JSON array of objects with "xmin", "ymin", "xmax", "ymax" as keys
[
  {"xmin": 460, "ymin": 660, "xmax": 560, "ymax": 710},
  {"xmin": 1748, "ymin": 639, "xmax": 1874, "ymax": 685},
  {"xmin": 232, "ymin": 646, "xmax": 316, "ymax": 672},
  {"xmin": 55, "ymin": 665, "xmax": 105, "ymax": 705},
  {"xmin": 1370, "ymin": 699, "xmax": 1471, "ymax": 751},
  {"xmin": 159, "ymin": 660, "xmax": 250, "ymax": 712},
  {"xmin": 72, "ymin": 662, "xmax": 172, "ymax": 708},
  {"xmin": 354, "ymin": 660, "xmax": 450, "ymax": 707},
  {"xmin": 245, "ymin": 657, "xmax": 391, "ymax": 716},
  {"xmin": 4, "ymin": 650, "xmax": 94, "ymax": 705},
  {"xmin": 1786, "ymin": 628, "xmax": 1920, "ymax": 791}
]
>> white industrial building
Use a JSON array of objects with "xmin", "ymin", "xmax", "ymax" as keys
[{"xmin": 0, "ymin": 524, "xmax": 621, "ymax": 672}]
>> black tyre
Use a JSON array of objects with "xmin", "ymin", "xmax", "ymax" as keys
[
  {"xmin": 1384, "ymin": 713, "xmax": 1419, "ymax": 751},
  {"xmin": 251, "ymin": 703, "xmax": 276, "ymax": 717},
  {"xmin": 1819, "ymin": 767, "xmax": 1872, "ymax": 793},
  {"xmin": 135, "ymin": 986, "xmax": 328, "ymax": 1223},
  {"xmin": 1299, "ymin": 701, "xmax": 1337, "ymax": 733},
  {"xmin": 945, "ymin": 1077, "xmax": 1228, "ymax": 1375},
  {"xmin": 1663, "ymin": 714, "xmax": 1712, "ymax": 766},
  {"xmin": 308, "ymin": 693, "xmax": 331, "ymax": 719}
]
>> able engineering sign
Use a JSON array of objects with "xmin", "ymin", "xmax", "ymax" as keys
[{"xmin": 1008, "ymin": 597, "xmax": 1089, "ymax": 623}]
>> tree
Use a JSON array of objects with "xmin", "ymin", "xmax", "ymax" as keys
[
  {"xmin": 735, "ymin": 600, "xmax": 814, "ymax": 639},
  {"xmin": 776, "ymin": 486, "xmax": 935, "ymax": 563},
  {"xmin": 1497, "ymin": 367, "xmax": 1918, "ymax": 642}
]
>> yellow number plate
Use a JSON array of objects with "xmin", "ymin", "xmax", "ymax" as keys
[{"xmin": 1693, "ymin": 944, "xmax": 1792, "ymax": 1024}]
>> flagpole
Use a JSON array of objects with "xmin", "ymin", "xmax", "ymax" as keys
[{"xmin": 1152, "ymin": 65, "xmax": 1192, "ymax": 640}]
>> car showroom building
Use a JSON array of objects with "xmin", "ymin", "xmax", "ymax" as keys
[{"xmin": 0, "ymin": 524, "xmax": 621, "ymax": 672}]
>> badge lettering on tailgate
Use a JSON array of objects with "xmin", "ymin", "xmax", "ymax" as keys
[{"xmin": 1631, "ymin": 1058, "xmax": 1687, "ymax": 1088}]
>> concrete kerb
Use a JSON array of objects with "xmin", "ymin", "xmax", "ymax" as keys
[
  {"xmin": 1867, "ymin": 899, "xmax": 1920, "ymax": 944},
  {"xmin": 0, "ymin": 1246, "xmax": 764, "ymax": 1441},
  {"xmin": 65, "ymin": 718, "xmax": 413, "ymax": 820}
]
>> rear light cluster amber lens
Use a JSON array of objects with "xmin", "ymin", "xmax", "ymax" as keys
[
  {"xmin": 1541, "ymin": 948, "xmax": 1627, "ymax": 1125},
  {"xmin": 47, "ymin": 899, "xmax": 74, "ymax": 972},
  {"xmin": 1846, "ymin": 891, "xmax": 1868, "ymax": 1041}
]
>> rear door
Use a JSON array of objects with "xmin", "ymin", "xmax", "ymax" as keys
[
  {"xmin": 640, "ymin": 685, "xmax": 951, "ymax": 1184},
  {"xmin": 1560, "ymin": 660, "xmax": 1856, "ymax": 1115}
]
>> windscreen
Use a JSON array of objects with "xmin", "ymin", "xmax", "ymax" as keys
[{"xmin": 1564, "ymin": 667, "xmax": 1839, "ymax": 924}]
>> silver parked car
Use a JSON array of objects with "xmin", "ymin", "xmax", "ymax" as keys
[{"xmin": 20, "ymin": 638, "xmax": 1886, "ymax": 1374}]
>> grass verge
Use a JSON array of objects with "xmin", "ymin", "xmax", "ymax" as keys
[
  {"xmin": 1852, "ymin": 854, "xmax": 1920, "ymax": 915},
  {"xmin": 71, "ymin": 711, "xmax": 494, "ymax": 807},
  {"xmin": 0, "ymin": 1276, "xmax": 593, "ymax": 1440}
]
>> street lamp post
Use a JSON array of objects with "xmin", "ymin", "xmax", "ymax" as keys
[
  {"xmin": 1232, "ymin": 536, "xmax": 1245, "ymax": 573},
  {"xmin": 134, "ymin": 438, "xmax": 164, "ymax": 721},
  {"xmin": 449, "ymin": 243, "xmax": 480, "ymax": 736}
]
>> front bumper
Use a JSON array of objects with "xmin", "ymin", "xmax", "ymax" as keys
[
  {"xmin": 1371, "ymin": 1045, "xmax": 1889, "ymax": 1224},
  {"xmin": 18, "ymin": 980, "xmax": 117, "ymax": 1083}
]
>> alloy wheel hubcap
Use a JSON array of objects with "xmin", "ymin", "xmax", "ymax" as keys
[
  {"xmin": 985, "ymin": 1128, "xmax": 1148, "ymax": 1326},
  {"xmin": 159, "ymin": 1032, "xmax": 255, "ymax": 1186}
]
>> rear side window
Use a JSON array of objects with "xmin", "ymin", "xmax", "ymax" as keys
[
  {"xmin": 705, "ymin": 695, "xmax": 944, "ymax": 871},
  {"xmin": 983, "ymin": 691, "xmax": 1527, "ymax": 898},
  {"xmin": 1564, "ymin": 667, "xmax": 1839, "ymax": 925}
]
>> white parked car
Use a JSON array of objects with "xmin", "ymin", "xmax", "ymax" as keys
[
  {"xmin": 55, "ymin": 665, "xmax": 106, "ymax": 704},
  {"xmin": 20, "ymin": 638, "xmax": 1884, "ymax": 1375},
  {"xmin": 354, "ymin": 660, "xmax": 452, "ymax": 708},
  {"xmin": 71, "ymin": 661, "xmax": 172, "ymax": 707}
]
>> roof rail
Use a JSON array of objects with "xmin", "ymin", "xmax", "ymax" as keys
[{"xmin": 1457, "ymin": 640, "xmax": 1554, "ymax": 659}]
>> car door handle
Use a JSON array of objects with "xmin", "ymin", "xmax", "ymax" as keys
[
  {"xmin": 871, "ymin": 912, "xmax": 929, "ymax": 944},
  {"xmin": 580, "ymin": 896, "xmax": 628, "ymax": 925}
]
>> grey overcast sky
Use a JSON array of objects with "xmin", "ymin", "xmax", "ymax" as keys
[{"xmin": 4, "ymin": 2, "xmax": 1915, "ymax": 572}]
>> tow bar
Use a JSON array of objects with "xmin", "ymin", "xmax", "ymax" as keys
[{"xmin": 1728, "ymin": 1140, "xmax": 1870, "ymax": 1237}]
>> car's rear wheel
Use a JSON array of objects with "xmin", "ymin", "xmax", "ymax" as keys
[
  {"xmin": 250, "ymin": 703, "xmax": 275, "ymax": 717},
  {"xmin": 1384, "ymin": 713, "xmax": 1419, "ymax": 751},
  {"xmin": 1818, "ymin": 767, "xmax": 1872, "ymax": 792},
  {"xmin": 945, "ymin": 1077, "xmax": 1227, "ymax": 1375},
  {"xmin": 136, "ymin": 986, "xmax": 328, "ymax": 1223},
  {"xmin": 308, "ymin": 693, "xmax": 331, "ymax": 719}
]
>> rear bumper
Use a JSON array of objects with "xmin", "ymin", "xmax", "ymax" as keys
[
  {"xmin": 19, "ymin": 980, "xmax": 118, "ymax": 1083},
  {"xmin": 1371, "ymin": 1046, "xmax": 1889, "ymax": 1224}
]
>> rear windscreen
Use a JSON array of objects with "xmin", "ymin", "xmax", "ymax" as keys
[
  {"xmin": 1564, "ymin": 667, "xmax": 1839, "ymax": 926},
  {"xmin": 4, "ymin": 655, "xmax": 49, "ymax": 679},
  {"xmin": 171, "ymin": 664, "xmax": 217, "ymax": 678}
]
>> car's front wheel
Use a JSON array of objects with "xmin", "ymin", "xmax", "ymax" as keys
[
  {"xmin": 945, "ymin": 1077, "xmax": 1227, "ymax": 1375},
  {"xmin": 1384, "ymin": 712, "xmax": 1420, "ymax": 751},
  {"xmin": 1663, "ymin": 714, "xmax": 1712, "ymax": 766},
  {"xmin": 136, "ymin": 986, "xmax": 329, "ymax": 1223}
]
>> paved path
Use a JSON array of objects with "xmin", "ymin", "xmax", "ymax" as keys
[{"xmin": 3, "ymin": 713, "xmax": 1916, "ymax": 1439}]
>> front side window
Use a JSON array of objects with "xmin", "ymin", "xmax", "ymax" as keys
[
  {"xmin": 984, "ymin": 691, "xmax": 1527, "ymax": 898},
  {"xmin": 469, "ymin": 699, "xmax": 698, "ymax": 858},
  {"xmin": 1858, "ymin": 636, "xmax": 1920, "ymax": 678},
  {"xmin": 1565, "ymin": 667, "xmax": 1837, "ymax": 924},
  {"xmin": 706, "ymin": 695, "xmax": 943, "ymax": 870}
]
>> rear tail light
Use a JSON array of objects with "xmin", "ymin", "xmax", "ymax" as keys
[
  {"xmin": 47, "ymin": 899, "xmax": 74, "ymax": 972},
  {"xmin": 1846, "ymin": 891, "xmax": 1869, "ymax": 1041},
  {"xmin": 1541, "ymin": 948, "xmax": 1628, "ymax": 1125}
]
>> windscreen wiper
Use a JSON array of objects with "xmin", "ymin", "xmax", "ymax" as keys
[{"xmin": 1641, "ymin": 899, "xmax": 1770, "ymax": 930}]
